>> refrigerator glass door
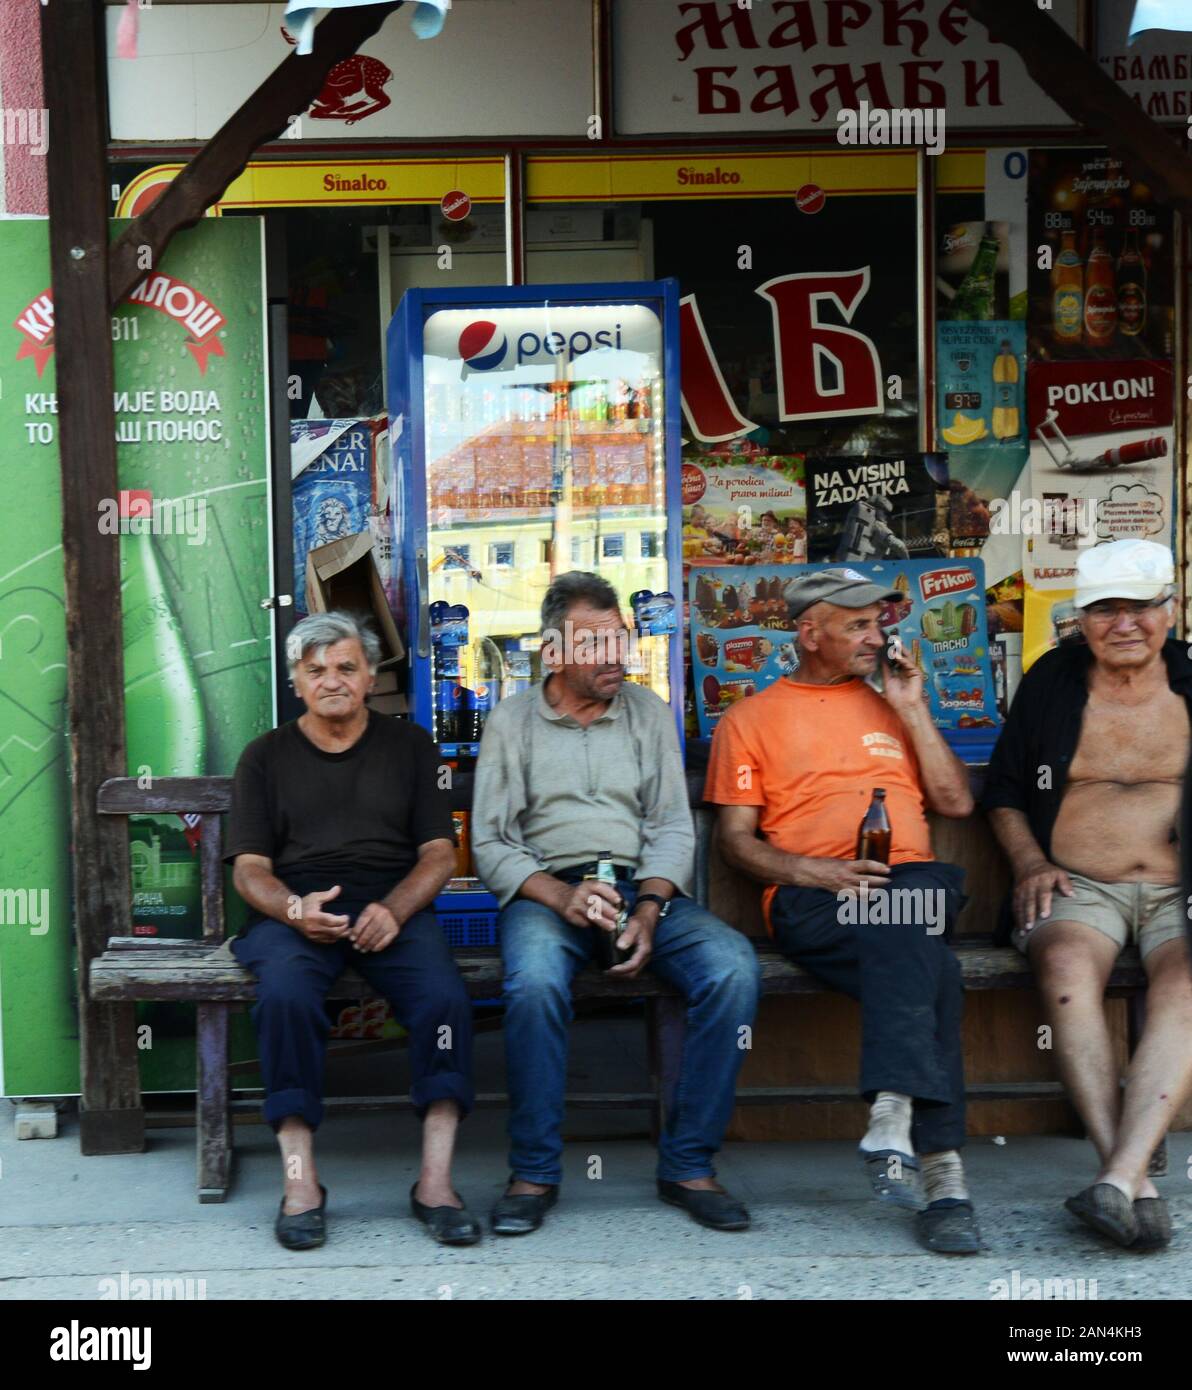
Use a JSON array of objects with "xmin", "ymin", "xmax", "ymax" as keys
[{"xmin": 420, "ymin": 301, "xmax": 670, "ymax": 753}]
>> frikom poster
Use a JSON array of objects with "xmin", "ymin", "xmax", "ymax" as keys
[
  {"xmin": 0, "ymin": 219, "xmax": 273, "ymax": 1096},
  {"xmin": 689, "ymin": 560, "xmax": 999, "ymax": 757}
]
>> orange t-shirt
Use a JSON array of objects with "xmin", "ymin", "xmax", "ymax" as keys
[{"xmin": 702, "ymin": 677, "xmax": 933, "ymax": 932}]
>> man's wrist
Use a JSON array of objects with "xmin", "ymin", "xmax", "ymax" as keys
[{"xmin": 784, "ymin": 854, "xmax": 808, "ymax": 887}]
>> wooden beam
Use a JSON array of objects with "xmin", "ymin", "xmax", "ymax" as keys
[
  {"xmin": 108, "ymin": 1, "xmax": 404, "ymax": 306},
  {"xmin": 41, "ymin": 0, "xmax": 143, "ymax": 1155},
  {"xmin": 960, "ymin": 0, "xmax": 1192, "ymax": 215}
]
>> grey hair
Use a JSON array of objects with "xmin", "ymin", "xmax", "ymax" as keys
[
  {"xmin": 286, "ymin": 610, "xmax": 381, "ymax": 673},
  {"xmin": 540, "ymin": 570, "xmax": 620, "ymax": 636}
]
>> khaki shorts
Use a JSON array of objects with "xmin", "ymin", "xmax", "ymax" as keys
[{"xmin": 1012, "ymin": 871, "xmax": 1185, "ymax": 960}]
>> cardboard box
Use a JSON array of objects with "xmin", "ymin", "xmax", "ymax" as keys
[{"xmin": 305, "ymin": 530, "xmax": 405, "ymax": 669}]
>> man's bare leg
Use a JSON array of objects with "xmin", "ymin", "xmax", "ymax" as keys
[
  {"xmin": 1098, "ymin": 938, "xmax": 1192, "ymax": 1201},
  {"xmin": 416, "ymin": 1099, "xmax": 463, "ymax": 1208},
  {"xmin": 278, "ymin": 1117, "xmax": 322, "ymax": 1215},
  {"xmin": 1029, "ymin": 922, "xmax": 1122, "ymax": 1165}
]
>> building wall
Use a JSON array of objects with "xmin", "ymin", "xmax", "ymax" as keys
[{"xmin": 0, "ymin": 0, "xmax": 47, "ymax": 215}]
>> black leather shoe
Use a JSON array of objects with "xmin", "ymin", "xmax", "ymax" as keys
[
  {"xmin": 276, "ymin": 1184, "xmax": 327, "ymax": 1251},
  {"xmin": 490, "ymin": 1181, "xmax": 558, "ymax": 1235},
  {"xmin": 658, "ymin": 1179, "xmax": 750, "ymax": 1231},
  {"xmin": 410, "ymin": 1183, "xmax": 482, "ymax": 1246}
]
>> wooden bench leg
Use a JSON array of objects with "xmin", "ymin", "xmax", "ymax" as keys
[
  {"xmin": 647, "ymin": 996, "xmax": 686, "ymax": 1145},
  {"xmin": 197, "ymin": 1003, "xmax": 234, "ymax": 1203}
]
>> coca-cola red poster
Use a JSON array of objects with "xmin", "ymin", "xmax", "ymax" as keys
[{"xmin": 1027, "ymin": 148, "xmax": 1174, "ymax": 363}]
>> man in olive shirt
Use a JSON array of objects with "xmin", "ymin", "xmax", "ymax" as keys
[
  {"xmin": 472, "ymin": 572, "xmax": 761, "ymax": 1235},
  {"xmin": 226, "ymin": 611, "xmax": 477, "ymax": 1249}
]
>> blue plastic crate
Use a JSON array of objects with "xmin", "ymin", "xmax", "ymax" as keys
[{"xmin": 435, "ymin": 888, "xmax": 499, "ymax": 948}]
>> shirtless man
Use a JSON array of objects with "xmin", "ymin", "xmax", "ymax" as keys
[{"xmin": 984, "ymin": 539, "xmax": 1192, "ymax": 1250}]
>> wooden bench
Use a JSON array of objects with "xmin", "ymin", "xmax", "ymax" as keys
[{"xmin": 91, "ymin": 776, "xmax": 1152, "ymax": 1203}]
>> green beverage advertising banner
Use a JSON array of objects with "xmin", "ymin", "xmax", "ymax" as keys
[{"xmin": 0, "ymin": 218, "xmax": 273, "ymax": 1095}]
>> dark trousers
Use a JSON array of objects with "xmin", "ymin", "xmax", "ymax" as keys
[
  {"xmin": 231, "ymin": 912, "xmax": 475, "ymax": 1132},
  {"xmin": 769, "ymin": 861, "xmax": 968, "ymax": 1153}
]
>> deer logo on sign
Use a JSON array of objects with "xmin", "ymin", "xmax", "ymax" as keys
[{"xmin": 281, "ymin": 27, "xmax": 393, "ymax": 125}]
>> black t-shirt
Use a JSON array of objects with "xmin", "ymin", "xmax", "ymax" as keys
[{"xmin": 224, "ymin": 712, "xmax": 453, "ymax": 910}]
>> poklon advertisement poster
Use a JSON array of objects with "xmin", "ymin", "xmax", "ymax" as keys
[{"xmin": 689, "ymin": 560, "xmax": 1000, "ymax": 758}]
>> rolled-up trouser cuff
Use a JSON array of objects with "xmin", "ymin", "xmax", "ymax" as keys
[
  {"xmin": 264, "ymin": 1086, "xmax": 323, "ymax": 1134},
  {"xmin": 656, "ymin": 1162, "xmax": 716, "ymax": 1183},
  {"xmin": 411, "ymin": 1073, "xmax": 475, "ymax": 1122}
]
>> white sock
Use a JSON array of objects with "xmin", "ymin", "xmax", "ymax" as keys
[
  {"xmin": 860, "ymin": 1091, "xmax": 913, "ymax": 1155},
  {"xmin": 921, "ymin": 1150, "xmax": 969, "ymax": 1203}
]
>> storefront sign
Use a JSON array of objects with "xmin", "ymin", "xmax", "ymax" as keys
[
  {"xmin": 115, "ymin": 158, "xmax": 505, "ymax": 218},
  {"xmin": 615, "ymin": 0, "xmax": 1079, "ymax": 134},
  {"xmin": 1097, "ymin": 0, "xmax": 1192, "ymax": 121},
  {"xmin": 106, "ymin": 0, "xmax": 592, "ymax": 140}
]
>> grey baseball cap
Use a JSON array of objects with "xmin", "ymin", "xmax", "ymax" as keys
[{"xmin": 784, "ymin": 567, "xmax": 903, "ymax": 621}]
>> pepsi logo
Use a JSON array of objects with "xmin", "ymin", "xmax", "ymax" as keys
[{"xmin": 458, "ymin": 320, "xmax": 507, "ymax": 371}]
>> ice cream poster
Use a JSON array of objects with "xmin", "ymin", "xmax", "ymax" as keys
[{"xmin": 690, "ymin": 560, "xmax": 1000, "ymax": 753}]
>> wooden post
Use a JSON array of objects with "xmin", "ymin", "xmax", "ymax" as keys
[{"xmin": 41, "ymin": 0, "xmax": 143, "ymax": 1154}]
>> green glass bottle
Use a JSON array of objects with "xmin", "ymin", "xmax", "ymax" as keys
[
  {"xmin": 120, "ymin": 509, "xmax": 207, "ymax": 939},
  {"xmin": 951, "ymin": 226, "xmax": 1000, "ymax": 321}
]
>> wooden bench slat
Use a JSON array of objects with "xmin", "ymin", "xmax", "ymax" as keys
[
  {"xmin": 98, "ymin": 776, "xmax": 232, "ymax": 815},
  {"xmin": 91, "ymin": 937, "xmax": 1146, "ymax": 1003}
]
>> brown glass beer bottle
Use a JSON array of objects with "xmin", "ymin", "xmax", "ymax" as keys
[{"xmin": 857, "ymin": 788, "xmax": 892, "ymax": 863}]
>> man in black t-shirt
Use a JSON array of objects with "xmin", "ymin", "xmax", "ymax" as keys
[{"xmin": 226, "ymin": 611, "xmax": 477, "ymax": 1249}]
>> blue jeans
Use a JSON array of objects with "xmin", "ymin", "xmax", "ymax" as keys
[
  {"xmin": 499, "ymin": 884, "xmax": 761, "ymax": 1185},
  {"xmin": 231, "ymin": 912, "xmax": 475, "ymax": 1132}
]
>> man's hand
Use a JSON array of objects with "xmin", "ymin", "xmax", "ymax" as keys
[
  {"xmin": 793, "ymin": 857, "xmax": 892, "ymax": 892},
  {"xmin": 605, "ymin": 910, "xmax": 655, "ymax": 979},
  {"xmin": 556, "ymin": 880, "xmax": 623, "ymax": 930},
  {"xmin": 349, "ymin": 901, "xmax": 402, "ymax": 953},
  {"xmin": 1013, "ymin": 861, "xmax": 1074, "ymax": 932},
  {"xmin": 294, "ymin": 885, "xmax": 352, "ymax": 943},
  {"xmin": 879, "ymin": 641, "xmax": 926, "ymax": 714}
]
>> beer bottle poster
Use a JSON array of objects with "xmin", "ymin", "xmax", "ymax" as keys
[
  {"xmin": 689, "ymin": 560, "xmax": 1000, "ymax": 755},
  {"xmin": 0, "ymin": 218, "xmax": 272, "ymax": 1097},
  {"xmin": 1027, "ymin": 148, "xmax": 1173, "ymax": 363},
  {"xmin": 804, "ymin": 454, "xmax": 950, "ymax": 562}
]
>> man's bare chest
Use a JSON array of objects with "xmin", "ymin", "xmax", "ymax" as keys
[{"xmin": 1068, "ymin": 691, "xmax": 1190, "ymax": 784}]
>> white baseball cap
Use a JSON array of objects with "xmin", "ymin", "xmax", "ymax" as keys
[{"xmin": 1074, "ymin": 538, "xmax": 1175, "ymax": 609}]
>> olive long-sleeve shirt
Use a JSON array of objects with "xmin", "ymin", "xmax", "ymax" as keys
[{"xmin": 471, "ymin": 678, "xmax": 695, "ymax": 907}]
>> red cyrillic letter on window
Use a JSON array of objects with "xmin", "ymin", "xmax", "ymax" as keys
[{"xmin": 756, "ymin": 269, "xmax": 883, "ymax": 421}]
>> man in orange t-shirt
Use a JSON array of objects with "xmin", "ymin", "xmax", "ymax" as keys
[{"xmin": 704, "ymin": 568, "xmax": 980, "ymax": 1254}]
